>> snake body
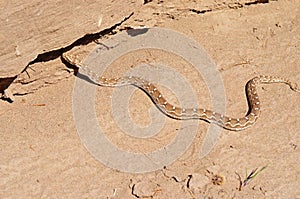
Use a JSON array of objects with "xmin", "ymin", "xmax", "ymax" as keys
[{"xmin": 63, "ymin": 54, "xmax": 299, "ymax": 131}]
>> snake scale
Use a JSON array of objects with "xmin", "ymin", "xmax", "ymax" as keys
[{"xmin": 63, "ymin": 54, "xmax": 299, "ymax": 131}]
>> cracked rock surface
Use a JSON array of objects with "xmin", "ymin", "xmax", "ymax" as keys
[{"xmin": 0, "ymin": 0, "xmax": 139, "ymax": 100}]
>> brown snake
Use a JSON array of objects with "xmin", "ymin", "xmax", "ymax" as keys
[{"xmin": 63, "ymin": 54, "xmax": 299, "ymax": 131}]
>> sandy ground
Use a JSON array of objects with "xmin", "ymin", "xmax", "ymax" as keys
[{"xmin": 1, "ymin": 0, "xmax": 300, "ymax": 198}]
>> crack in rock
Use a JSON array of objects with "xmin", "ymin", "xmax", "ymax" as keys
[{"xmin": 0, "ymin": 12, "xmax": 134, "ymax": 102}]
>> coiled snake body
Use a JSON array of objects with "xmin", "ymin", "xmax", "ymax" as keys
[{"xmin": 63, "ymin": 54, "xmax": 299, "ymax": 131}]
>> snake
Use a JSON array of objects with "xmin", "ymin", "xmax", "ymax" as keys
[{"xmin": 62, "ymin": 54, "xmax": 299, "ymax": 131}]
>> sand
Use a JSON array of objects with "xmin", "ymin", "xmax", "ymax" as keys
[{"xmin": 1, "ymin": 0, "xmax": 299, "ymax": 198}]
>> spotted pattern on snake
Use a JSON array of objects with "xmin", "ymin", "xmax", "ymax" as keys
[{"xmin": 63, "ymin": 54, "xmax": 299, "ymax": 131}]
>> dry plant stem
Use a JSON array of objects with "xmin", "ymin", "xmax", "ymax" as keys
[{"xmin": 236, "ymin": 166, "xmax": 267, "ymax": 191}]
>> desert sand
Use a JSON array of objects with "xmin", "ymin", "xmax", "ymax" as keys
[{"xmin": 1, "ymin": 0, "xmax": 299, "ymax": 198}]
